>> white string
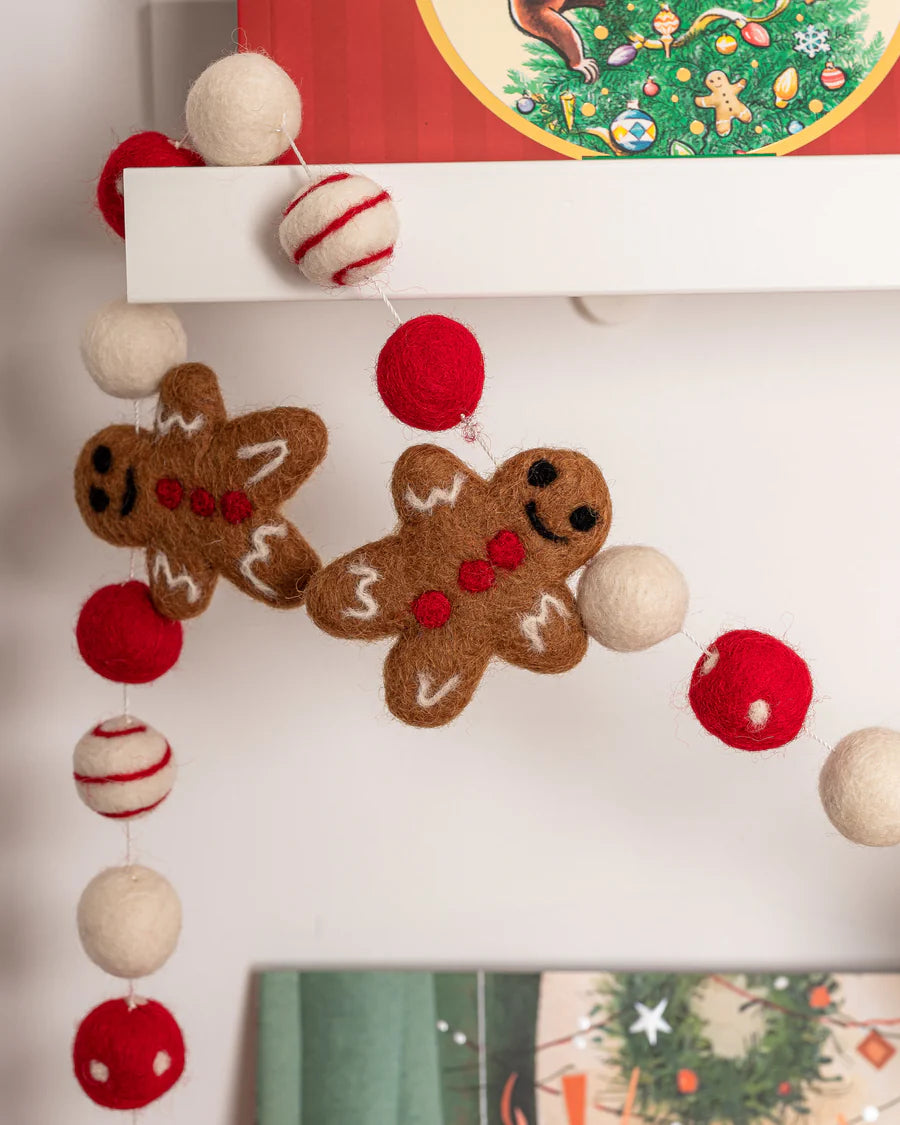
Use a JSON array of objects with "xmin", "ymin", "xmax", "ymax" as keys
[
  {"xmin": 476, "ymin": 970, "xmax": 488, "ymax": 1125},
  {"xmin": 372, "ymin": 279, "xmax": 403, "ymax": 327},
  {"xmin": 809, "ymin": 730, "xmax": 834, "ymax": 753},
  {"xmin": 460, "ymin": 414, "xmax": 499, "ymax": 468},
  {"xmin": 278, "ymin": 112, "xmax": 313, "ymax": 178},
  {"xmin": 681, "ymin": 629, "xmax": 713, "ymax": 659}
]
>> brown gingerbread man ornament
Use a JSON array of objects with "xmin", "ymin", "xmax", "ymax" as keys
[
  {"xmin": 305, "ymin": 444, "xmax": 611, "ymax": 727},
  {"xmin": 694, "ymin": 70, "xmax": 752, "ymax": 136},
  {"xmin": 75, "ymin": 363, "xmax": 327, "ymax": 619}
]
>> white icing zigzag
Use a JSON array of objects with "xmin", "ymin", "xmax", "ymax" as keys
[
  {"xmin": 238, "ymin": 439, "xmax": 289, "ymax": 486},
  {"xmin": 416, "ymin": 673, "xmax": 461, "ymax": 708},
  {"xmin": 151, "ymin": 551, "xmax": 201, "ymax": 604},
  {"xmin": 343, "ymin": 564, "xmax": 381, "ymax": 620},
  {"xmin": 520, "ymin": 594, "xmax": 569, "ymax": 653},
  {"xmin": 155, "ymin": 405, "xmax": 206, "ymax": 437},
  {"xmin": 404, "ymin": 473, "xmax": 465, "ymax": 514},
  {"xmin": 239, "ymin": 524, "xmax": 288, "ymax": 598}
]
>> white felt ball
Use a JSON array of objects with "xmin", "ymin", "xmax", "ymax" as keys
[
  {"xmin": 185, "ymin": 52, "xmax": 301, "ymax": 166},
  {"xmin": 819, "ymin": 727, "xmax": 900, "ymax": 846},
  {"xmin": 576, "ymin": 545, "xmax": 689, "ymax": 652},
  {"xmin": 74, "ymin": 716, "xmax": 175, "ymax": 820},
  {"xmin": 81, "ymin": 300, "xmax": 187, "ymax": 399},
  {"xmin": 279, "ymin": 172, "xmax": 399, "ymax": 288},
  {"xmin": 77, "ymin": 865, "xmax": 182, "ymax": 978}
]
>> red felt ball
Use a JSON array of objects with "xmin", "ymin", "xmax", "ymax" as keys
[
  {"xmin": 97, "ymin": 132, "xmax": 204, "ymax": 239},
  {"xmin": 689, "ymin": 629, "xmax": 813, "ymax": 751},
  {"xmin": 376, "ymin": 315, "xmax": 485, "ymax": 431},
  {"xmin": 76, "ymin": 582, "xmax": 183, "ymax": 684},
  {"xmin": 73, "ymin": 997, "xmax": 185, "ymax": 1110}
]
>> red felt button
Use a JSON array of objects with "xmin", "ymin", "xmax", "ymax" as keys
[
  {"xmin": 220, "ymin": 490, "xmax": 252, "ymax": 525},
  {"xmin": 411, "ymin": 590, "xmax": 452, "ymax": 629},
  {"xmin": 155, "ymin": 479, "xmax": 183, "ymax": 510},
  {"xmin": 487, "ymin": 530, "xmax": 526, "ymax": 570},
  {"xmin": 458, "ymin": 559, "xmax": 495, "ymax": 593},
  {"xmin": 189, "ymin": 488, "xmax": 215, "ymax": 517}
]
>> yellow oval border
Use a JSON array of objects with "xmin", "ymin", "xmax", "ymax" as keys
[{"xmin": 414, "ymin": 0, "xmax": 900, "ymax": 159}]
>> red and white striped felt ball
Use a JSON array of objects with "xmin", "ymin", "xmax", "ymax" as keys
[
  {"xmin": 73, "ymin": 716, "xmax": 175, "ymax": 819},
  {"xmin": 279, "ymin": 172, "xmax": 399, "ymax": 288}
]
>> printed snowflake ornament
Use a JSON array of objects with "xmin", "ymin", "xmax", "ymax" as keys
[{"xmin": 794, "ymin": 26, "xmax": 830, "ymax": 58}]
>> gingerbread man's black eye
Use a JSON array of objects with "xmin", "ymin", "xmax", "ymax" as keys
[
  {"xmin": 569, "ymin": 505, "xmax": 599, "ymax": 532},
  {"xmin": 92, "ymin": 445, "xmax": 112, "ymax": 474},
  {"xmin": 89, "ymin": 486, "xmax": 110, "ymax": 513},
  {"xmin": 527, "ymin": 459, "xmax": 557, "ymax": 488}
]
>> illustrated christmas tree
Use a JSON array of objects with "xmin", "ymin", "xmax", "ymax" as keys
[{"xmin": 504, "ymin": 0, "xmax": 884, "ymax": 156}]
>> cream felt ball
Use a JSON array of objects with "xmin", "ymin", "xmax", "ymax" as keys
[
  {"xmin": 81, "ymin": 300, "xmax": 187, "ymax": 399},
  {"xmin": 279, "ymin": 172, "xmax": 399, "ymax": 287},
  {"xmin": 77, "ymin": 866, "xmax": 182, "ymax": 979},
  {"xmin": 576, "ymin": 545, "xmax": 689, "ymax": 652},
  {"xmin": 74, "ymin": 715, "xmax": 175, "ymax": 819},
  {"xmin": 185, "ymin": 52, "xmax": 301, "ymax": 166},
  {"xmin": 819, "ymin": 728, "xmax": 900, "ymax": 846}
]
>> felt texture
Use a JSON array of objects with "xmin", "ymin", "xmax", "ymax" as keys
[
  {"xmin": 577, "ymin": 544, "xmax": 689, "ymax": 652},
  {"xmin": 76, "ymin": 582, "xmax": 183, "ymax": 682},
  {"xmin": 74, "ymin": 363, "xmax": 327, "ymax": 620},
  {"xmin": 96, "ymin": 132, "xmax": 203, "ymax": 239},
  {"xmin": 81, "ymin": 299, "xmax": 188, "ymax": 399},
  {"xmin": 73, "ymin": 997, "xmax": 185, "ymax": 1110},
  {"xmin": 689, "ymin": 628, "xmax": 813, "ymax": 751},
  {"xmin": 819, "ymin": 727, "xmax": 900, "ymax": 846},
  {"xmin": 74, "ymin": 715, "xmax": 175, "ymax": 819},
  {"xmin": 279, "ymin": 172, "xmax": 398, "ymax": 288},
  {"xmin": 306, "ymin": 444, "xmax": 611, "ymax": 727},
  {"xmin": 185, "ymin": 52, "xmax": 301, "ymax": 166},
  {"xmin": 376, "ymin": 315, "xmax": 485, "ymax": 431},
  {"xmin": 77, "ymin": 865, "xmax": 182, "ymax": 979}
]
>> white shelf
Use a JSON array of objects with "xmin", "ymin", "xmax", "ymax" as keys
[{"xmin": 125, "ymin": 157, "xmax": 900, "ymax": 302}]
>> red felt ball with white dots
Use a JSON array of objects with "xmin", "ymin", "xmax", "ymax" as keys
[
  {"xmin": 76, "ymin": 581, "xmax": 183, "ymax": 684},
  {"xmin": 377, "ymin": 314, "xmax": 485, "ymax": 431},
  {"xmin": 73, "ymin": 997, "xmax": 185, "ymax": 1110},
  {"xmin": 688, "ymin": 628, "xmax": 813, "ymax": 751}
]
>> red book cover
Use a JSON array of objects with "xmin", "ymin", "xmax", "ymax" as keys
[{"xmin": 238, "ymin": 0, "xmax": 900, "ymax": 159}]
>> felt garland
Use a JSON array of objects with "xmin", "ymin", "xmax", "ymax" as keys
[{"xmin": 73, "ymin": 41, "xmax": 900, "ymax": 1120}]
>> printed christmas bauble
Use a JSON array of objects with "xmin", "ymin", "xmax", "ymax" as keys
[
  {"xmin": 643, "ymin": 77, "xmax": 660, "ymax": 96},
  {"xmin": 788, "ymin": 119, "xmax": 804, "ymax": 134},
  {"xmin": 73, "ymin": 716, "xmax": 175, "ymax": 820},
  {"xmin": 607, "ymin": 43, "xmax": 638, "ymax": 67},
  {"xmin": 516, "ymin": 96, "xmax": 536, "ymax": 114},
  {"xmin": 610, "ymin": 106, "xmax": 657, "ymax": 153},
  {"xmin": 715, "ymin": 33, "xmax": 738, "ymax": 54},
  {"xmin": 820, "ymin": 62, "xmax": 846, "ymax": 90},
  {"xmin": 741, "ymin": 21, "xmax": 770, "ymax": 47},
  {"xmin": 73, "ymin": 998, "xmax": 185, "ymax": 1110}
]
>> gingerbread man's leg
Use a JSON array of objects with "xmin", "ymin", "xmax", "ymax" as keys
[
  {"xmin": 494, "ymin": 586, "xmax": 588, "ymax": 674},
  {"xmin": 305, "ymin": 537, "xmax": 413, "ymax": 641},
  {"xmin": 222, "ymin": 518, "xmax": 321, "ymax": 608},
  {"xmin": 384, "ymin": 624, "xmax": 492, "ymax": 728},
  {"xmin": 147, "ymin": 548, "xmax": 218, "ymax": 620}
]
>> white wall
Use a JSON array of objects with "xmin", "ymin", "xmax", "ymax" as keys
[{"xmin": 3, "ymin": 3, "xmax": 900, "ymax": 1123}]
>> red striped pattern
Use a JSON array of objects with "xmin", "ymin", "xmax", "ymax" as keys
[
  {"xmin": 282, "ymin": 172, "xmax": 350, "ymax": 217},
  {"xmin": 99, "ymin": 794, "xmax": 169, "ymax": 820},
  {"xmin": 91, "ymin": 721, "xmax": 148, "ymax": 739},
  {"xmin": 75, "ymin": 744, "xmax": 172, "ymax": 786},
  {"xmin": 332, "ymin": 245, "xmax": 394, "ymax": 286},
  {"xmin": 292, "ymin": 190, "xmax": 390, "ymax": 264}
]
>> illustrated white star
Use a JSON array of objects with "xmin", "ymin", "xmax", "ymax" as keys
[{"xmin": 629, "ymin": 998, "xmax": 672, "ymax": 1046}]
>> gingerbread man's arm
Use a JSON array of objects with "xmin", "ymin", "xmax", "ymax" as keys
[
  {"xmin": 305, "ymin": 536, "xmax": 412, "ymax": 640},
  {"xmin": 694, "ymin": 94, "xmax": 714, "ymax": 108},
  {"xmin": 154, "ymin": 364, "xmax": 226, "ymax": 456},
  {"xmin": 216, "ymin": 516, "xmax": 321, "ymax": 609},
  {"xmin": 383, "ymin": 624, "xmax": 493, "ymax": 728},
  {"xmin": 223, "ymin": 407, "xmax": 327, "ymax": 506},
  {"xmin": 494, "ymin": 585, "xmax": 588, "ymax": 674},
  {"xmin": 734, "ymin": 79, "xmax": 747, "ymax": 93},
  {"xmin": 147, "ymin": 548, "xmax": 219, "ymax": 620},
  {"xmin": 390, "ymin": 444, "xmax": 487, "ymax": 524}
]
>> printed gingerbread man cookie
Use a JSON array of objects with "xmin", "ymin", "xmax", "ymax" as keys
[
  {"xmin": 694, "ymin": 70, "xmax": 752, "ymax": 136},
  {"xmin": 75, "ymin": 363, "xmax": 327, "ymax": 619},
  {"xmin": 305, "ymin": 444, "xmax": 611, "ymax": 727}
]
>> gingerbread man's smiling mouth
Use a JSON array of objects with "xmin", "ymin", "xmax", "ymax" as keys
[
  {"xmin": 524, "ymin": 500, "xmax": 568, "ymax": 544},
  {"xmin": 120, "ymin": 467, "xmax": 138, "ymax": 517}
]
